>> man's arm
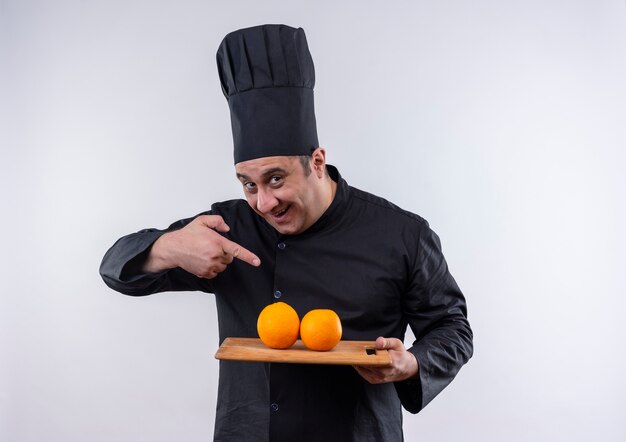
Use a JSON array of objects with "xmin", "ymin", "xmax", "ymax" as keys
[
  {"xmin": 99, "ymin": 214, "xmax": 260, "ymax": 296},
  {"xmin": 353, "ymin": 222, "xmax": 473, "ymax": 413},
  {"xmin": 397, "ymin": 223, "xmax": 473, "ymax": 413}
]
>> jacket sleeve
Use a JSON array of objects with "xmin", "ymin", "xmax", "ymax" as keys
[
  {"xmin": 394, "ymin": 222, "xmax": 473, "ymax": 413},
  {"xmin": 99, "ymin": 213, "xmax": 213, "ymax": 296}
]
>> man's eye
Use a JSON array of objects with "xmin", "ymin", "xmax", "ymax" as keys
[
  {"xmin": 270, "ymin": 176, "xmax": 283, "ymax": 184},
  {"xmin": 244, "ymin": 182, "xmax": 256, "ymax": 190}
]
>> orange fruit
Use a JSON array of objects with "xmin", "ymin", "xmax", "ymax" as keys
[
  {"xmin": 257, "ymin": 302, "xmax": 300, "ymax": 349},
  {"xmin": 300, "ymin": 309, "xmax": 342, "ymax": 351}
]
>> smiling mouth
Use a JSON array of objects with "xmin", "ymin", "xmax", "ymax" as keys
[{"xmin": 272, "ymin": 205, "xmax": 290, "ymax": 220}]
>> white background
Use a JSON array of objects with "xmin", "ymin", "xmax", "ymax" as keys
[{"xmin": 2, "ymin": 1, "xmax": 626, "ymax": 441}]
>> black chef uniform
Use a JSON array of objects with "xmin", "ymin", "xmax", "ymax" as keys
[{"xmin": 100, "ymin": 24, "xmax": 473, "ymax": 442}]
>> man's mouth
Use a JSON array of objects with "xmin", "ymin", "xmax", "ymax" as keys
[{"xmin": 271, "ymin": 205, "xmax": 290, "ymax": 220}]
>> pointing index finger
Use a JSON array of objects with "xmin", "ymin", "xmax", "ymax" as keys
[{"xmin": 221, "ymin": 239, "xmax": 261, "ymax": 267}]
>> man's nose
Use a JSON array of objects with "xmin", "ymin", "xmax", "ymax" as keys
[{"xmin": 256, "ymin": 188, "xmax": 278, "ymax": 213}]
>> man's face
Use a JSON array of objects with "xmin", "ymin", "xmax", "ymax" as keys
[{"xmin": 235, "ymin": 155, "xmax": 323, "ymax": 235}]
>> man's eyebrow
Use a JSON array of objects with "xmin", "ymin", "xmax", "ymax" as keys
[
  {"xmin": 236, "ymin": 167, "xmax": 288, "ymax": 181},
  {"xmin": 261, "ymin": 167, "xmax": 288, "ymax": 177}
]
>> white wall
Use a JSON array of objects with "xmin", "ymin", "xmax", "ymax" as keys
[{"xmin": 2, "ymin": 1, "xmax": 625, "ymax": 441}]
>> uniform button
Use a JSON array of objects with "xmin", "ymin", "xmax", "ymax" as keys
[
  {"xmin": 277, "ymin": 242, "xmax": 286, "ymax": 250},
  {"xmin": 271, "ymin": 403, "xmax": 279, "ymax": 412},
  {"xmin": 273, "ymin": 290, "xmax": 282, "ymax": 299}
]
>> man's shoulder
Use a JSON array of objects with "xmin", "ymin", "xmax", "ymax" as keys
[
  {"xmin": 209, "ymin": 198, "xmax": 257, "ymax": 220},
  {"xmin": 347, "ymin": 185, "xmax": 429, "ymax": 228},
  {"xmin": 210, "ymin": 198, "xmax": 249, "ymax": 212}
]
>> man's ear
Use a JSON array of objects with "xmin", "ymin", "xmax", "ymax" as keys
[{"xmin": 311, "ymin": 147, "xmax": 327, "ymax": 177}]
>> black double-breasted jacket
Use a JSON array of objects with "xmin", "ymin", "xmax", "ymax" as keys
[{"xmin": 100, "ymin": 166, "xmax": 473, "ymax": 441}]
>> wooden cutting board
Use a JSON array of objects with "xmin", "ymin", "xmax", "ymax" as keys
[{"xmin": 215, "ymin": 338, "xmax": 391, "ymax": 366}]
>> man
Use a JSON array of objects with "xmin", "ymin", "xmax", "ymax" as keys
[{"xmin": 100, "ymin": 24, "xmax": 473, "ymax": 441}]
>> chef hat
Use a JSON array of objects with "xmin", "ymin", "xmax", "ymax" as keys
[{"xmin": 216, "ymin": 24, "xmax": 319, "ymax": 164}]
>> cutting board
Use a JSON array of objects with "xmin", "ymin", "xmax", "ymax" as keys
[{"xmin": 215, "ymin": 338, "xmax": 391, "ymax": 366}]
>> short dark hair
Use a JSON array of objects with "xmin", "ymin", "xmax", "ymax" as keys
[
  {"xmin": 298, "ymin": 155, "xmax": 312, "ymax": 176},
  {"xmin": 294, "ymin": 149, "xmax": 328, "ymax": 177}
]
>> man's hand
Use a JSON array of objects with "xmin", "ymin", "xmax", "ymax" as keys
[
  {"xmin": 353, "ymin": 337, "xmax": 419, "ymax": 384},
  {"xmin": 142, "ymin": 215, "xmax": 261, "ymax": 278}
]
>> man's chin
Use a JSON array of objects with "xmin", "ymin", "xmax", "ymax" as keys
[
  {"xmin": 269, "ymin": 221, "xmax": 302, "ymax": 236},
  {"xmin": 273, "ymin": 225, "xmax": 297, "ymax": 235}
]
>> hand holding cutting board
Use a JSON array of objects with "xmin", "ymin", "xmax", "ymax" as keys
[{"xmin": 353, "ymin": 337, "xmax": 419, "ymax": 384}]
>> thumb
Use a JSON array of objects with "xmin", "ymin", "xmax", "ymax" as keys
[
  {"xmin": 376, "ymin": 337, "xmax": 404, "ymax": 352},
  {"xmin": 198, "ymin": 215, "xmax": 230, "ymax": 233}
]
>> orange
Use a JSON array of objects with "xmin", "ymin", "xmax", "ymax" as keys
[
  {"xmin": 257, "ymin": 302, "xmax": 300, "ymax": 349},
  {"xmin": 300, "ymin": 309, "xmax": 342, "ymax": 351}
]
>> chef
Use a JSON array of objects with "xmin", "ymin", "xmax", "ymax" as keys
[{"xmin": 100, "ymin": 24, "xmax": 473, "ymax": 442}]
